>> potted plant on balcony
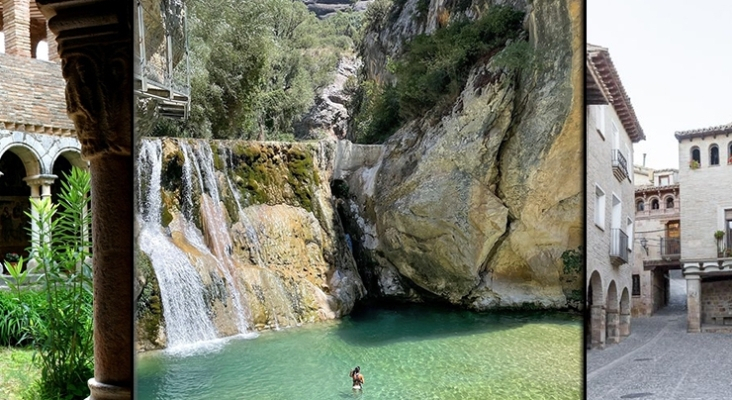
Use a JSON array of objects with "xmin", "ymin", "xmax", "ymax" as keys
[
  {"xmin": 715, "ymin": 230, "xmax": 725, "ymax": 257},
  {"xmin": 689, "ymin": 159, "xmax": 700, "ymax": 170}
]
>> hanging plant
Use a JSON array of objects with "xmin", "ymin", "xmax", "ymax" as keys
[
  {"xmin": 689, "ymin": 160, "xmax": 700, "ymax": 170},
  {"xmin": 714, "ymin": 230, "xmax": 725, "ymax": 240}
]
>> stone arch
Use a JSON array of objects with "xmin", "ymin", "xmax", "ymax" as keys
[
  {"xmin": 635, "ymin": 198, "xmax": 645, "ymax": 212},
  {"xmin": 650, "ymin": 196, "xmax": 660, "ymax": 210},
  {"xmin": 619, "ymin": 287, "xmax": 631, "ymax": 337},
  {"xmin": 691, "ymin": 146, "xmax": 701, "ymax": 166},
  {"xmin": 709, "ymin": 143, "xmax": 720, "ymax": 166},
  {"xmin": 606, "ymin": 280, "xmax": 619, "ymax": 344},
  {"xmin": 51, "ymin": 148, "xmax": 88, "ymax": 171},
  {"xmin": 663, "ymin": 194, "xmax": 675, "ymax": 209},
  {"xmin": 0, "ymin": 143, "xmax": 43, "ymax": 177},
  {"xmin": 588, "ymin": 270, "xmax": 605, "ymax": 348}
]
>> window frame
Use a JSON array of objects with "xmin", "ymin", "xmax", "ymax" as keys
[{"xmin": 594, "ymin": 184, "xmax": 606, "ymax": 230}]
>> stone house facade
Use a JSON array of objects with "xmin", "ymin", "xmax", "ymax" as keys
[
  {"xmin": 0, "ymin": 0, "xmax": 84, "ymax": 266},
  {"xmin": 675, "ymin": 123, "xmax": 732, "ymax": 332},
  {"xmin": 632, "ymin": 167, "xmax": 680, "ymax": 317},
  {"xmin": 586, "ymin": 44, "xmax": 645, "ymax": 348}
]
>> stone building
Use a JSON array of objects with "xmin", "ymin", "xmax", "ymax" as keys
[
  {"xmin": 0, "ymin": 0, "xmax": 84, "ymax": 266},
  {"xmin": 675, "ymin": 123, "xmax": 732, "ymax": 332},
  {"xmin": 586, "ymin": 44, "xmax": 645, "ymax": 348},
  {"xmin": 632, "ymin": 166, "xmax": 680, "ymax": 316}
]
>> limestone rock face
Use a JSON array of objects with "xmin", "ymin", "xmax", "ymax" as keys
[
  {"xmin": 338, "ymin": 0, "xmax": 582, "ymax": 309},
  {"xmin": 135, "ymin": 138, "xmax": 365, "ymax": 351},
  {"xmin": 295, "ymin": 56, "xmax": 360, "ymax": 140},
  {"xmin": 300, "ymin": 0, "xmax": 374, "ymax": 18}
]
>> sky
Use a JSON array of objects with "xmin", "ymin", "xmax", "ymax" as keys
[{"xmin": 588, "ymin": 0, "xmax": 732, "ymax": 169}]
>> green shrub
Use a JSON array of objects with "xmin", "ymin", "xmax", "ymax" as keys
[
  {"xmin": 25, "ymin": 167, "xmax": 93, "ymax": 400},
  {"xmin": 352, "ymin": 5, "xmax": 524, "ymax": 142},
  {"xmin": 0, "ymin": 289, "xmax": 44, "ymax": 347},
  {"xmin": 394, "ymin": 6, "xmax": 524, "ymax": 120}
]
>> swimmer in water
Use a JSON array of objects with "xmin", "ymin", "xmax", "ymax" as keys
[{"xmin": 350, "ymin": 366, "xmax": 365, "ymax": 389}]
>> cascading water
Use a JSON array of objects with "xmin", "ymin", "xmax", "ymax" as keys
[
  {"xmin": 221, "ymin": 147, "xmax": 298, "ymax": 329},
  {"xmin": 137, "ymin": 140, "xmax": 219, "ymax": 349},
  {"xmin": 185, "ymin": 142, "xmax": 251, "ymax": 333}
]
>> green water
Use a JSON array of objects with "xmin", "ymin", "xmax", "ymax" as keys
[{"xmin": 137, "ymin": 303, "xmax": 581, "ymax": 399}]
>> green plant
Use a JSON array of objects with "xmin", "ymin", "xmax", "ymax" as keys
[
  {"xmin": 26, "ymin": 167, "xmax": 93, "ymax": 400},
  {"xmin": 689, "ymin": 159, "xmax": 700, "ymax": 169},
  {"xmin": 715, "ymin": 230, "xmax": 725, "ymax": 240},
  {"xmin": 5, "ymin": 252, "xmax": 19, "ymax": 262},
  {"xmin": 561, "ymin": 246, "xmax": 583, "ymax": 275}
]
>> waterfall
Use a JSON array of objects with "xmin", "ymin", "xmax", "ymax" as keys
[
  {"xmin": 186, "ymin": 142, "xmax": 251, "ymax": 333},
  {"xmin": 137, "ymin": 140, "xmax": 219, "ymax": 349}
]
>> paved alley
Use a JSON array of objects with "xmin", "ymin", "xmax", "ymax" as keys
[{"xmin": 586, "ymin": 274, "xmax": 732, "ymax": 400}]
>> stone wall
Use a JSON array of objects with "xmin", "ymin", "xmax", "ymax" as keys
[
  {"xmin": 586, "ymin": 103, "xmax": 634, "ymax": 311},
  {"xmin": 701, "ymin": 278, "xmax": 732, "ymax": 325},
  {"xmin": 678, "ymin": 135, "xmax": 732, "ymax": 259}
]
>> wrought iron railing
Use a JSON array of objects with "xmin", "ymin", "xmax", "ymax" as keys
[
  {"xmin": 610, "ymin": 228, "xmax": 628, "ymax": 264},
  {"xmin": 611, "ymin": 149, "xmax": 628, "ymax": 180}
]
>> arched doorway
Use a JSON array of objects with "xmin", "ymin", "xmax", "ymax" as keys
[
  {"xmin": 619, "ymin": 287, "xmax": 631, "ymax": 337},
  {"xmin": 606, "ymin": 280, "xmax": 619, "ymax": 344},
  {"xmin": 589, "ymin": 270, "xmax": 605, "ymax": 348},
  {"xmin": 0, "ymin": 149, "xmax": 35, "ymax": 269}
]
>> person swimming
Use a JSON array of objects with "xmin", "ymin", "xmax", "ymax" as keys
[{"xmin": 350, "ymin": 366, "xmax": 365, "ymax": 390}]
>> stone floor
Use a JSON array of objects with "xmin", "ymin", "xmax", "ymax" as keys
[{"xmin": 586, "ymin": 275, "xmax": 732, "ymax": 400}]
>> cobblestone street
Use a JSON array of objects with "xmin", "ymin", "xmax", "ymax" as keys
[{"xmin": 587, "ymin": 274, "xmax": 732, "ymax": 399}]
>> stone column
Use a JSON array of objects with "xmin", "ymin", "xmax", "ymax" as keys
[
  {"xmin": 2, "ymin": 0, "xmax": 31, "ymax": 57},
  {"xmin": 591, "ymin": 304, "xmax": 606, "ymax": 349},
  {"xmin": 35, "ymin": 1, "xmax": 133, "ymax": 399},
  {"xmin": 23, "ymin": 174, "xmax": 56, "ymax": 254},
  {"xmin": 619, "ymin": 310, "xmax": 631, "ymax": 337},
  {"xmin": 45, "ymin": 24, "xmax": 59, "ymax": 62},
  {"xmin": 686, "ymin": 274, "xmax": 701, "ymax": 333},
  {"xmin": 606, "ymin": 307, "xmax": 620, "ymax": 344}
]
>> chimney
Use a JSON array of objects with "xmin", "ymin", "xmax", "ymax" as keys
[{"xmin": 643, "ymin": 153, "xmax": 647, "ymax": 167}]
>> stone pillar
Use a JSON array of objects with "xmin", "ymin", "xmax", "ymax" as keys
[
  {"xmin": 23, "ymin": 174, "xmax": 56, "ymax": 251},
  {"xmin": 2, "ymin": 0, "xmax": 31, "ymax": 57},
  {"xmin": 606, "ymin": 308, "xmax": 620, "ymax": 344},
  {"xmin": 35, "ymin": 1, "xmax": 133, "ymax": 399},
  {"xmin": 591, "ymin": 304, "xmax": 606, "ymax": 349},
  {"xmin": 686, "ymin": 274, "xmax": 701, "ymax": 333},
  {"xmin": 46, "ymin": 24, "xmax": 59, "ymax": 62},
  {"xmin": 619, "ymin": 310, "xmax": 631, "ymax": 337}
]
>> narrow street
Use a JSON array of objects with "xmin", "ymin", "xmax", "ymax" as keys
[{"xmin": 586, "ymin": 273, "xmax": 732, "ymax": 400}]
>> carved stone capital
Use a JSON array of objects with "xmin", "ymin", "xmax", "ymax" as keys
[{"xmin": 35, "ymin": 0, "xmax": 132, "ymax": 160}]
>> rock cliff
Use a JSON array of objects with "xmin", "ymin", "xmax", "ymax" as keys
[{"xmin": 336, "ymin": 0, "xmax": 582, "ymax": 309}]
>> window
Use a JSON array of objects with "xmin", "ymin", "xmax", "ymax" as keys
[
  {"xmin": 728, "ymin": 142, "xmax": 732, "ymax": 164},
  {"xmin": 595, "ymin": 106, "xmax": 605, "ymax": 138},
  {"xmin": 691, "ymin": 147, "xmax": 701, "ymax": 166},
  {"xmin": 595, "ymin": 185, "xmax": 606, "ymax": 229},
  {"xmin": 659, "ymin": 175, "xmax": 669, "ymax": 186},
  {"xmin": 710, "ymin": 144, "xmax": 720, "ymax": 166},
  {"xmin": 627, "ymin": 217, "xmax": 633, "ymax": 251},
  {"xmin": 726, "ymin": 210, "xmax": 732, "ymax": 252},
  {"xmin": 632, "ymin": 275, "xmax": 640, "ymax": 296},
  {"xmin": 35, "ymin": 40, "xmax": 49, "ymax": 61},
  {"xmin": 636, "ymin": 200, "xmax": 644, "ymax": 212},
  {"xmin": 666, "ymin": 197, "xmax": 674, "ymax": 209},
  {"xmin": 651, "ymin": 199, "xmax": 659, "ymax": 210}
]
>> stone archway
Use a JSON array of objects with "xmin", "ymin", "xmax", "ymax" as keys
[
  {"xmin": 606, "ymin": 280, "xmax": 619, "ymax": 345},
  {"xmin": 588, "ymin": 270, "xmax": 605, "ymax": 348},
  {"xmin": 619, "ymin": 287, "xmax": 631, "ymax": 338},
  {"xmin": 0, "ymin": 149, "xmax": 34, "ymax": 264}
]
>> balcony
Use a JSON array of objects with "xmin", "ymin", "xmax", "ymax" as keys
[
  {"xmin": 610, "ymin": 228, "xmax": 628, "ymax": 266},
  {"xmin": 660, "ymin": 238, "xmax": 681, "ymax": 260},
  {"xmin": 612, "ymin": 149, "xmax": 629, "ymax": 181}
]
